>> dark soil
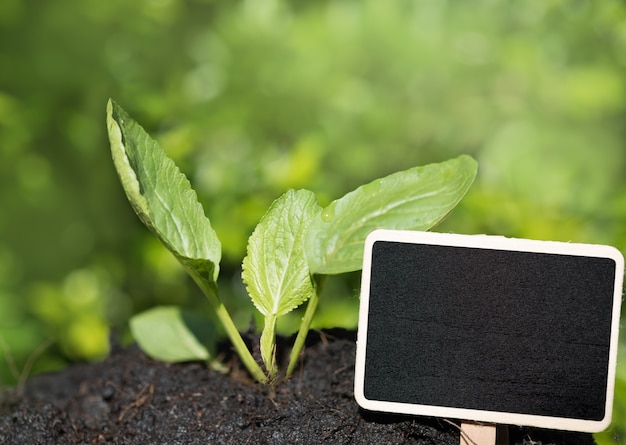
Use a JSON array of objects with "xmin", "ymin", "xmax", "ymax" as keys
[{"xmin": 0, "ymin": 330, "xmax": 596, "ymax": 444}]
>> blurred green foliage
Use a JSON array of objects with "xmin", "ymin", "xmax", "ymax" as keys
[{"xmin": 1, "ymin": 0, "xmax": 626, "ymax": 439}]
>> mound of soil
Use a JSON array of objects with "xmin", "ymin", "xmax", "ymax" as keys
[{"xmin": 0, "ymin": 330, "xmax": 595, "ymax": 444}]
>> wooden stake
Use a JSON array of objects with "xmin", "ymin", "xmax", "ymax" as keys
[
  {"xmin": 496, "ymin": 425, "xmax": 509, "ymax": 445},
  {"xmin": 460, "ymin": 421, "xmax": 496, "ymax": 445}
]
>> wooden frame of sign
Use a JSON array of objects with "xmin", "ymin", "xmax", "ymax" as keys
[{"xmin": 354, "ymin": 230, "xmax": 623, "ymax": 437}]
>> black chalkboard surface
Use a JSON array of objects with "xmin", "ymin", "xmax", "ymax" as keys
[{"xmin": 354, "ymin": 230, "xmax": 623, "ymax": 433}]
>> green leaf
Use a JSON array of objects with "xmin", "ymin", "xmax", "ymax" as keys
[
  {"xmin": 107, "ymin": 100, "xmax": 267, "ymax": 383},
  {"xmin": 305, "ymin": 155, "xmax": 478, "ymax": 274},
  {"xmin": 130, "ymin": 306, "xmax": 215, "ymax": 362},
  {"xmin": 242, "ymin": 189, "xmax": 320, "ymax": 317},
  {"xmin": 106, "ymin": 99, "xmax": 221, "ymax": 291},
  {"xmin": 241, "ymin": 189, "xmax": 320, "ymax": 371}
]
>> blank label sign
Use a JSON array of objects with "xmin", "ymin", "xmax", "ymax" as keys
[{"xmin": 354, "ymin": 230, "xmax": 624, "ymax": 432}]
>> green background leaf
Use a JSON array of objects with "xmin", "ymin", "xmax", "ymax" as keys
[
  {"xmin": 305, "ymin": 155, "xmax": 478, "ymax": 274},
  {"xmin": 129, "ymin": 306, "xmax": 215, "ymax": 362}
]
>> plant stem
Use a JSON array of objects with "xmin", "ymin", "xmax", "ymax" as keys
[
  {"xmin": 260, "ymin": 314, "xmax": 278, "ymax": 380},
  {"xmin": 286, "ymin": 275, "xmax": 327, "ymax": 378},
  {"xmin": 188, "ymin": 269, "xmax": 268, "ymax": 384},
  {"xmin": 214, "ymin": 302, "xmax": 268, "ymax": 383}
]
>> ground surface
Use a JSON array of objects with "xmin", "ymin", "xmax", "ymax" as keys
[{"xmin": 0, "ymin": 330, "xmax": 596, "ymax": 444}]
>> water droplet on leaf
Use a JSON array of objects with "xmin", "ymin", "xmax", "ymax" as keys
[{"xmin": 321, "ymin": 208, "xmax": 335, "ymax": 222}]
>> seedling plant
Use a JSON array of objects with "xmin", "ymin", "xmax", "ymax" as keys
[{"xmin": 106, "ymin": 99, "xmax": 477, "ymax": 384}]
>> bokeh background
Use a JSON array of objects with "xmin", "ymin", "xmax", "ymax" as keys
[{"xmin": 1, "ymin": 0, "xmax": 625, "ymax": 441}]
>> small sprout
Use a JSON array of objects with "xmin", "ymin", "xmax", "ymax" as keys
[
  {"xmin": 105, "ymin": 99, "xmax": 477, "ymax": 384},
  {"xmin": 242, "ymin": 189, "xmax": 319, "ymax": 378}
]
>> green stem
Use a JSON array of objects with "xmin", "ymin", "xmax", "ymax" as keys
[
  {"xmin": 260, "ymin": 314, "xmax": 277, "ymax": 380},
  {"xmin": 188, "ymin": 269, "xmax": 268, "ymax": 384},
  {"xmin": 286, "ymin": 275, "xmax": 327, "ymax": 378}
]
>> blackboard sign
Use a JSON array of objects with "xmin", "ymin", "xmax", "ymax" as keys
[{"xmin": 355, "ymin": 230, "xmax": 623, "ymax": 433}]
